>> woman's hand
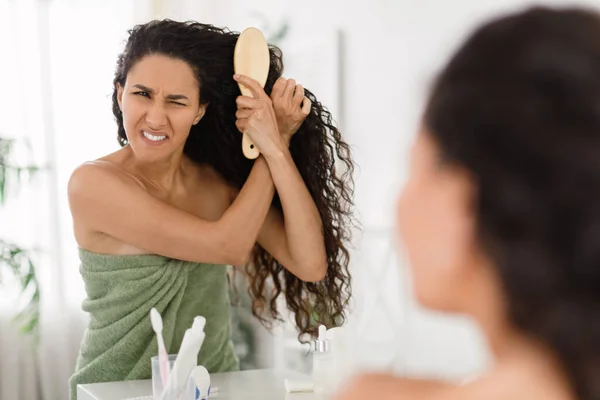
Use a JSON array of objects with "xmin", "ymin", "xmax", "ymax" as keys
[
  {"xmin": 270, "ymin": 77, "xmax": 311, "ymax": 146},
  {"xmin": 234, "ymin": 74, "xmax": 286, "ymax": 158}
]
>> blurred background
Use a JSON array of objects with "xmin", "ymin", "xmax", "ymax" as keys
[{"xmin": 1, "ymin": 0, "xmax": 598, "ymax": 399}]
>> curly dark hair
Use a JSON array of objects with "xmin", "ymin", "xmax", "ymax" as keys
[
  {"xmin": 424, "ymin": 6, "xmax": 600, "ymax": 400},
  {"xmin": 111, "ymin": 20, "xmax": 354, "ymax": 339}
]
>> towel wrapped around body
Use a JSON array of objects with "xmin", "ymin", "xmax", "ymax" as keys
[{"xmin": 69, "ymin": 248, "xmax": 239, "ymax": 399}]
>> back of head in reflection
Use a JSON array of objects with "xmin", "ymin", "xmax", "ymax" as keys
[{"xmin": 339, "ymin": 6, "xmax": 600, "ymax": 400}]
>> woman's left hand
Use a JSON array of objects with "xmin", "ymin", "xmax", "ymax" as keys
[
  {"xmin": 270, "ymin": 77, "xmax": 312, "ymax": 146},
  {"xmin": 234, "ymin": 74, "xmax": 286, "ymax": 158}
]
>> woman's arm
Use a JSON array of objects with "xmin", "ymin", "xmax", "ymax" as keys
[
  {"xmin": 69, "ymin": 78, "xmax": 282, "ymax": 265},
  {"xmin": 235, "ymin": 75, "xmax": 327, "ymax": 282},
  {"xmin": 68, "ymin": 156, "xmax": 275, "ymax": 266},
  {"xmin": 258, "ymin": 148, "xmax": 327, "ymax": 282}
]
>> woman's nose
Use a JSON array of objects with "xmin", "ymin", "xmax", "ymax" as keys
[{"xmin": 145, "ymin": 101, "xmax": 167, "ymax": 130}]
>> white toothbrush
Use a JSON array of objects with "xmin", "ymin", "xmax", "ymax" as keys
[
  {"xmin": 160, "ymin": 325, "xmax": 206, "ymax": 400},
  {"xmin": 150, "ymin": 308, "xmax": 170, "ymax": 387}
]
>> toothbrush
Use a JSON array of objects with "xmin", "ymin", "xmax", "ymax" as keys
[
  {"xmin": 150, "ymin": 308, "xmax": 170, "ymax": 387},
  {"xmin": 161, "ymin": 328, "xmax": 206, "ymax": 400}
]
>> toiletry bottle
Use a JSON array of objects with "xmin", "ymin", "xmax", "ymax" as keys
[
  {"xmin": 312, "ymin": 325, "xmax": 334, "ymax": 395},
  {"xmin": 325, "ymin": 326, "xmax": 350, "ymax": 393}
]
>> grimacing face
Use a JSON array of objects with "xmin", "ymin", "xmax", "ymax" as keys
[
  {"xmin": 117, "ymin": 54, "xmax": 206, "ymax": 161},
  {"xmin": 396, "ymin": 131, "xmax": 480, "ymax": 312}
]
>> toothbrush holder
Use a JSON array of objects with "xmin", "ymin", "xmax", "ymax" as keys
[{"xmin": 151, "ymin": 354, "xmax": 196, "ymax": 400}]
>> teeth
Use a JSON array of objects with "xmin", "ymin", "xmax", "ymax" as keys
[{"xmin": 143, "ymin": 131, "xmax": 167, "ymax": 141}]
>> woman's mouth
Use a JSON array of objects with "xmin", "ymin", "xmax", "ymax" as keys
[{"xmin": 140, "ymin": 130, "xmax": 168, "ymax": 145}]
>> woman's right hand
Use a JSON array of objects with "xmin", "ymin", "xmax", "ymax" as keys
[
  {"xmin": 270, "ymin": 77, "xmax": 311, "ymax": 146},
  {"xmin": 234, "ymin": 74, "xmax": 287, "ymax": 158}
]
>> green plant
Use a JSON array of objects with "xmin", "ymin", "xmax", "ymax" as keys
[{"xmin": 0, "ymin": 136, "xmax": 41, "ymax": 336}]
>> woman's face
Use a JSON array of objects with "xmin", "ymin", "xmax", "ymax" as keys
[
  {"xmin": 117, "ymin": 54, "xmax": 206, "ymax": 161},
  {"xmin": 396, "ymin": 131, "xmax": 480, "ymax": 312}
]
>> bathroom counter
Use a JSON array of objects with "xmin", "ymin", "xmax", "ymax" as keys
[{"xmin": 77, "ymin": 368, "xmax": 317, "ymax": 400}]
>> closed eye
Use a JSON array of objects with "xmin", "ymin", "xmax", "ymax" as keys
[{"xmin": 133, "ymin": 91, "xmax": 186, "ymax": 106}]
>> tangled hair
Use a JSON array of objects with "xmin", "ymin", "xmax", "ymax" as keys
[
  {"xmin": 111, "ymin": 20, "xmax": 354, "ymax": 339},
  {"xmin": 424, "ymin": 6, "xmax": 600, "ymax": 400}
]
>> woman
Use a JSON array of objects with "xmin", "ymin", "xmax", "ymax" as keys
[
  {"xmin": 337, "ymin": 6, "xmax": 600, "ymax": 400},
  {"xmin": 67, "ymin": 20, "xmax": 354, "ymax": 398}
]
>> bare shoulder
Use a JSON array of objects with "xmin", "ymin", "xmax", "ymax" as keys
[
  {"xmin": 478, "ymin": 359, "xmax": 574, "ymax": 400},
  {"xmin": 67, "ymin": 157, "xmax": 149, "ymax": 251},
  {"xmin": 69, "ymin": 161, "xmax": 114, "ymax": 196},
  {"xmin": 334, "ymin": 373, "xmax": 455, "ymax": 400},
  {"xmin": 69, "ymin": 147, "xmax": 141, "ymax": 192},
  {"xmin": 68, "ymin": 159, "xmax": 139, "ymax": 199},
  {"xmin": 335, "ymin": 356, "xmax": 574, "ymax": 400},
  {"xmin": 68, "ymin": 149, "xmax": 147, "ymax": 221}
]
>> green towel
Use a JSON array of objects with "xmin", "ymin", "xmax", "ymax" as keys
[{"xmin": 69, "ymin": 249, "xmax": 239, "ymax": 400}]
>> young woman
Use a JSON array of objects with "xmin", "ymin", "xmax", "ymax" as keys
[{"xmin": 68, "ymin": 20, "xmax": 354, "ymax": 399}]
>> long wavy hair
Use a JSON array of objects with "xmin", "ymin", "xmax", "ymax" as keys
[
  {"xmin": 424, "ymin": 6, "xmax": 600, "ymax": 399},
  {"xmin": 111, "ymin": 20, "xmax": 354, "ymax": 338}
]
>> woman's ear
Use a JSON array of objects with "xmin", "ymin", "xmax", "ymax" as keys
[
  {"xmin": 116, "ymin": 83, "xmax": 124, "ymax": 112},
  {"xmin": 193, "ymin": 103, "xmax": 208, "ymax": 125}
]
